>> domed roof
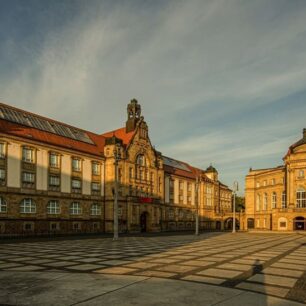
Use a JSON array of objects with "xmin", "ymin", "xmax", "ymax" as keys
[
  {"xmin": 206, "ymin": 164, "xmax": 217, "ymax": 172},
  {"xmin": 290, "ymin": 129, "xmax": 306, "ymax": 150}
]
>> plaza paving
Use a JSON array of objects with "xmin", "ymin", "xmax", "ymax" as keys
[{"xmin": 0, "ymin": 232, "xmax": 305, "ymax": 305}]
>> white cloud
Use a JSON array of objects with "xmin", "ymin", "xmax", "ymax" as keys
[{"xmin": 1, "ymin": 0, "xmax": 306, "ymax": 194}]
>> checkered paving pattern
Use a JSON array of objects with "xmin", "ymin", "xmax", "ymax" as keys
[{"xmin": 0, "ymin": 232, "xmax": 305, "ymax": 303}]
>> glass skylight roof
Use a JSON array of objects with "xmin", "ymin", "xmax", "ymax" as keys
[
  {"xmin": 162, "ymin": 156, "xmax": 191, "ymax": 172},
  {"xmin": 0, "ymin": 105, "xmax": 94, "ymax": 145}
]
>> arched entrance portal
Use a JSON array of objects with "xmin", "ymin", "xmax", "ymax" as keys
[
  {"xmin": 140, "ymin": 212, "xmax": 149, "ymax": 232},
  {"xmin": 294, "ymin": 216, "xmax": 305, "ymax": 230},
  {"xmin": 224, "ymin": 218, "xmax": 240, "ymax": 230}
]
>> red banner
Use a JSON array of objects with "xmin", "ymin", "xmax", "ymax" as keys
[{"xmin": 138, "ymin": 197, "xmax": 153, "ymax": 203}]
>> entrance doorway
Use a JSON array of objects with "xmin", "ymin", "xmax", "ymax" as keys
[
  {"xmin": 216, "ymin": 221, "xmax": 221, "ymax": 230},
  {"xmin": 247, "ymin": 218, "xmax": 255, "ymax": 229},
  {"xmin": 294, "ymin": 216, "xmax": 305, "ymax": 230},
  {"xmin": 140, "ymin": 212, "xmax": 148, "ymax": 232},
  {"xmin": 224, "ymin": 218, "xmax": 240, "ymax": 230}
]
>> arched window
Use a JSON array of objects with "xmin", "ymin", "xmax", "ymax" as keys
[
  {"xmin": 136, "ymin": 154, "xmax": 145, "ymax": 166},
  {"xmin": 296, "ymin": 187, "xmax": 306, "ymax": 208},
  {"xmin": 47, "ymin": 200, "xmax": 60, "ymax": 214},
  {"xmin": 70, "ymin": 202, "xmax": 81, "ymax": 215},
  {"xmin": 91, "ymin": 203, "xmax": 101, "ymax": 215},
  {"xmin": 256, "ymin": 194, "xmax": 260, "ymax": 211},
  {"xmin": 263, "ymin": 193, "xmax": 268, "ymax": 210},
  {"xmin": 0, "ymin": 197, "xmax": 7, "ymax": 213},
  {"xmin": 271, "ymin": 192, "xmax": 277, "ymax": 209},
  {"xmin": 20, "ymin": 198, "xmax": 36, "ymax": 213},
  {"xmin": 135, "ymin": 154, "xmax": 147, "ymax": 182}
]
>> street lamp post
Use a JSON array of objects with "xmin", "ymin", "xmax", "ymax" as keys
[
  {"xmin": 195, "ymin": 176, "xmax": 200, "ymax": 236},
  {"xmin": 232, "ymin": 181, "xmax": 239, "ymax": 233},
  {"xmin": 113, "ymin": 144, "xmax": 121, "ymax": 241}
]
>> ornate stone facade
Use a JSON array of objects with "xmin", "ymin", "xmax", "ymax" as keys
[
  {"xmin": 0, "ymin": 100, "xmax": 232, "ymax": 236},
  {"xmin": 243, "ymin": 129, "xmax": 306, "ymax": 231}
]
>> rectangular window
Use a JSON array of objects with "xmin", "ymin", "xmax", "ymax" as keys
[
  {"xmin": 187, "ymin": 182, "xmax": 192, "ymax": 192},
  {"xmin": 70, "ymin": 203, "xmax": 81, "ymax": 215},
  {"xmin": 72, "ymin": 158, "xmax": 81, "ymax": 172},
  {"xmin": 72, "ymin": 179, "xmax": 81, "ymax": 189},
  {"xmin": 91, "ymin": 204, "xmax": 101, "ymax": 215},
  {"xmin": 129, "ymin": 167, "xmax": 133, "ymax": 179},
  {"xmin": 263, "ymin": 180, "xmax": 267, "ymax": 186},
  {"xmin": 271, "ymin": 193, "xmax": 277, "ymax": 209},
  {"xmin": 49, "ymin": 175, "xmax": 60, "ymax": 186},
  {"xmin": 92, "ymin": 182, "xmax": 101, "ymax": 191},
  {"xmin": 47, "ymin": 201, "xmax": 60, "ymax": 214},
  {"xmin": 0, "ymin": 197, "xmax": 7, "ymax": 213},
  {"xmin": 0, "ymin": 169, "xmax": 5, "ymax": 181},
  {"xmin": 50, "ymin": 222, "xmax": 60, "ymax": 230},
  {"xmin": 140, "ymin": 169, "xmax": 144, "ymax": 181},
  {"xmin": 22, "ymin": 172, "xmax": 35, "ymax": 183},
  {"xmin": 179, "ymin": 181, "xmax": 184, "ymax": 190},
  {"xmin": 282, "ymin": 192, "xmax": 287, "ymax": 208},
  {"xmin": 271, "ymin": 179, "xmax": 275, "ymax": 185},
  {"xmin": 92, "ymin": 162, "xmax": 100, "ymax": 175},
  {"xmin": 49, "ymin": 153, "xmax": 59, "ymax": 168},
  {"xmin": 206, "ymin": 197, "xmax": 212, "ymax": 206},
  {"xmin": 20, "ymin": 199, "xmax": 36, "ymax": 213},
  {"xmin": 24, "ymin": 223, "xmax": 33, "ymax": 231},
  {"xmin": 22, "ymin": 147, "xmax": 34, "ymax": 163},
  {"xmin": 0, "ymin": 143, "xmax": 5, "ymax": 159}
]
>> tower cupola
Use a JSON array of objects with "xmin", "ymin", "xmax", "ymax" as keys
[{"xmin": 126, "ymin": 99, "xmax": 141, "ymax": 133}]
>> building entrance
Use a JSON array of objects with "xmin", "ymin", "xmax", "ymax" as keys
[
  {"xmin": 140, "ymin": 212, "xmax": 148, "ymax": 232},
  {"xmin": 294, "ymin": 216, "xmax": 305, "ymax": 230}
]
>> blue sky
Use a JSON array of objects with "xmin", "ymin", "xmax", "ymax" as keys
[{"xmin": 1, "ymin": 0, "xmax": 306, "ymax": 194}]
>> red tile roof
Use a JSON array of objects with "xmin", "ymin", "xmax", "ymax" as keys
[
  {"xmin": 101, "ymin": 127, "xmax": 136, "ymax": 146},
  {"xmin": 0, "ymin": 118, "xmax": 105, "ymax": 157}
]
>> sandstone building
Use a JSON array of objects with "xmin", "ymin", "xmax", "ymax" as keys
[
  {"xmin": 244, "ymin": 129, "xmax": 306, "ymax": 231},
  {"xmin": 0, "ymin": 100, "xmax": 232, "ymax": 236}
]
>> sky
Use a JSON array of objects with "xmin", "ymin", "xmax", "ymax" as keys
[{"xmin": 1, "ymin": 0, "xmax": 306, "ymax": 195}]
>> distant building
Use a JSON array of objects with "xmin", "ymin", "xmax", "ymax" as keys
[
  {"xmin": 0, "ymin": 99, "xmax": 232, "ymax": 236},
  {"xmin": 244, "ymin": 129, "xmax": 306, "ymax": 231}
]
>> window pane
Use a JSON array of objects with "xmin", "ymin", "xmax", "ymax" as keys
[
  {"xmin": 23, "ymin": 148, "xmax": 34, "ymax": 163},
  {"xmin": 50, "ymin": 153, "xmax": 59, "ymax": 167},
  {"xmin": 0, "ymin": 143, "xmax": 5, "ymax": 158},
  {"xmin": 0, "ymin": 169, "xmax": 5, "ymax": 180},
  {"xmin": 20, "ymin": 199, "xmax": 36, "ymax": 213},
  {"xmin": 72, "ymin": 159, "xmax": 81, "ymax": 171},
  {"xmin": 72, "ymin": 179, "xmax": 81, "ymax": 188},
  {"xmin": 0, "ymin": 197, "xmax": 7, "ymax": 212}
]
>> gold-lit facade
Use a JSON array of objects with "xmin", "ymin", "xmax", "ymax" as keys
[
  {"xmin": 243, "ymin": 129, "xmax": 306, "ymax": 231},
  {"xmin": 0, "ymin": 100, "xmax": 232, "ymax": 236}
]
